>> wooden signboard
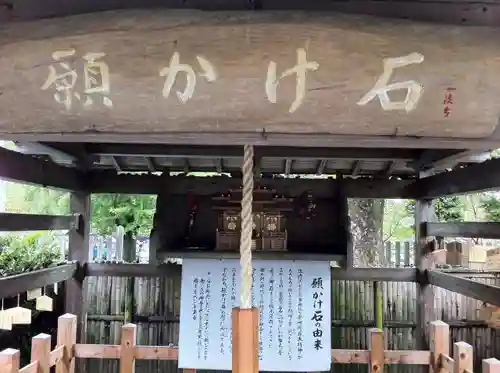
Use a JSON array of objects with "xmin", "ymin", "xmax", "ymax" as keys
[{"xmin": 1, "ymin": 10, "xmax": 500, "ymax": 140}]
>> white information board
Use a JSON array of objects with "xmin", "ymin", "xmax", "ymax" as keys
[{"xmin": 178, "ymin": 259, "xmax": 331, "ymax": 372}]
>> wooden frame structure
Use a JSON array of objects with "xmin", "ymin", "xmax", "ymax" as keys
[{"xmin": 1, "ymin": 145, "xmax": 500, "ymax": 372}]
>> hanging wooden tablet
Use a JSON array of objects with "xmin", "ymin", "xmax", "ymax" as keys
[
  {"xmin": 35, "ymin": 295, "xmax": 53, "ymax": 312},
  {"xmin": 26, "ymin": 288, "xmax": 42, "ymax": 300},
  {"xmin": 7, "ymin": 295, "xmax": 32, "ymax": 325},
  {"xmin": 0, "ymin": 300, "xmax": 12, "ymax": 330}
]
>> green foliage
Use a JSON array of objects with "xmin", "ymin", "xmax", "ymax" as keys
[
  {"xmin": 435, "ymin": 196, "xmax": 464, "ymax": 222},
  {"xmin": 91, "ymin": 194, "xmax": 156, "ymax": 237},
  {"xmin": 5, "ymin": 182, "xmax": 156, "ymax": 237},
  {"xmin": 5, "ymin": 182, "xmax": 70, "ymax": 215},
  {"xmin": 0, "ymin": 232, "xmax": 61, "ymax": 276},
  {"xmin": 480, "ymin": 193, "xmax": 500, "ymax": 221},
  {"xmin": 404, "ymin": 196, "xmax": 464, "ymax": 223},
  {"xmin": 383, "ymin": 199, "xmax": 414, "ymax": 241}
]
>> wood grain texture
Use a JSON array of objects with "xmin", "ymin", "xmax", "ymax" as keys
[{"xmin": 1, "ymin": 10, "xmax": 500, "ymax": 138}]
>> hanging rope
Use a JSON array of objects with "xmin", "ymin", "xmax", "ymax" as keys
[{"xmin": 240, "ymin": 144, "xmax": 254, "ymax": 309}]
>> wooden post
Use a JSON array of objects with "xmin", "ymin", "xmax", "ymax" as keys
[
  {"xmin": 429, "ymin": 321, "xmax": 450, "ymax": 373},
  {"xmin": 66, "ymin": 191, "xmax": 90, "ymax": 344},
  {"xmin": 453, "ymin": 342, "xmax": 473, "ymax": 373},
  {"xmin": 232, "ymin": 308, "xmax": 259, "ymax": 373},
  {"xmin": 56, "ymin": 314, "xmax": 77, "ymax": 373},
  {"xmin": 415, "ymin": 198, "xmax": 437, "ymax": 351},
  {"xmin": 483, "ymin": 358, "xmax": 500, "ymax": 373},
  {"xmin": 31, "ymin": 334, "xmax": 51, "ymax": 373},
  {"xmin": 0, "ymin": 349, "xmax": 20, "ymax": 373},
  {"xmin": 368, "ymin": 328, "xmax": 384, "ymax": 373},
  {"xmin": 120, "ymin": 323, "xmax": 137, "ymax": 373}
]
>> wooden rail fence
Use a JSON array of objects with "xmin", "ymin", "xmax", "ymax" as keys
[{"xmin": 0, "ymin": 314, "xmax": 499, "ymax": 373}]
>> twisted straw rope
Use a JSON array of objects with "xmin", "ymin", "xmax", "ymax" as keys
[{"xmin": 239, "ymin": 144, "xmax": 254, "ymax": 309}]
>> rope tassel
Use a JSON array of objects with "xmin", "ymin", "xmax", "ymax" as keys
[{"xmin": 240, "ymin": 144, "xmax": 254, "ymax": 309}]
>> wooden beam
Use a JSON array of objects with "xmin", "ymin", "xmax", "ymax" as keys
[
  {"xmin": 0, "ymin": 213, "xmax": 79, "ymax": 231},
  {"xmin": 0, "ymin": 263, "xmax": 77, "ymax": 299},
  {"xmin": 316, "ymin": 159, "xmax": 327, "ymax": 175},
  {"xmin": 414, "ymin": 158, "xmax": 500, "ymax": 197},
  {"xmin": 85, "ymin": 263, "xmax": 182, "ymax": 277},
  {"xmin": 215, "ymin": 158, "xmax": 223, "ymax": 173},
  {"xmin": 425, "ymin": 269, "xmax": 500, "ymax": 306},
  {"xmin": 415, "ymin": 199, "xmax": 437, "ymax": 352},
  {"xmin": 82, "ymin": 144, "xmax": 422, "ymax": 161},
  {"xmin": 0, "ymin": 147, "xmax": 84, "ymax": 191},
  {"xmin": 65, "ymin": 191, "xmax": 90, "ymax": 345},
  {"xmin": 145, "ymin": 157, "xmax": 157, "ymax": 173},
  {"xmin": 351, "ymin": 161, "xmax": 363, "ymax": 176},
  {"xmin": 423, "ymin": 222, "xmax": 500, "ymax": 239},
  {"xmin": 110, "ymin": 156, "xmax": 123, "ymax": 172},
  {"xmin": 87, "ymin": 173, "xmax": 417, "ymax": 198},
  {"xmin": 284, "ymin": 159, "xmax": 293, "ymax": 175},
  {"xmin": 9, "ymin": 129, "xmax": 500, "ymax": 150},
  {"xmin": 83, "ymin": 262, "xmax": 415, "ymax": 282}
]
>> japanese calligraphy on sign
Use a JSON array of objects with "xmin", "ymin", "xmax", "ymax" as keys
[
  {"xmin": 178, "ymin": 259, "xmax": 331, "ymax": 372},
  {"xmin": 357, "ymin": 52, "xmax": 424, "ymax": 112},
  {"xmin": 42, "ymin": 50, "xmax": 113, "ymax": 110},
  {"xmin": 43, "ymin": 49, "xmax": 426, "ymax": 114}
]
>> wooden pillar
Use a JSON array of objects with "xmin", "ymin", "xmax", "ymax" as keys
[
  {"xmin": 231, "ymin": 308, "xmax": 259, "ymax": 373},
  {"xmin": 429, "ymin": 321, "xmax": 449, "ymax": 373},
  {"xmin": 56, "ymin": 314, "xmax": 77, "ymax": 373},
  {"xmin": 415, "ymin": 198, "xmax": 437, "ymax": 351},
  {"xmin": 65, "ymin": 191, "xmax": 90, "ymax": 343}
]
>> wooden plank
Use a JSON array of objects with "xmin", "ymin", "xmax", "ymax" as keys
[
  {"xmin": 429, "ymin": 321, "xmax": 449, "ymax": 373},
  {"xmin": 19, "ymin": 362, "xmax": 38, "ymax": 373},
  {"xmin": 120, "ymin": 324, "xmax": 136, "ymax": 373},
  {"xmin": 157, "ymin": 250, "xmax": 346, "ymax": 263},
  {"xmin": 0, "ymin": 349, "xmax": 20, "ymax": 373},
  {"xmin": 2, "ymin": 11, "xmax": 500, "ymax": 141},
  {"xmin": 73, "ymin": 345, "xmax": 121, "ymax": 359},
  {"xmin": 8, "ymin": 132, "xmax": 500, "ymax": 151},
  {"xmin": 85, "ymin": 263, "xmax": 182, "ymax": 277},
  {"xmin": 31, "ymin": 334, "xmax": 51, "ymax": 373},
  {"xmin": 0, "ymin": 263, "xmax": 77, "ymax": 299},
  {"xmin": 50, "ymin": 347, "xmax": 64, "ymax": 368},
  {"xmin": 423, "ymin": 222, "xmax": 500, "ymax": 239},
  {"xmin": 0, "ymin": 213, "xmax": 79, "ymax": 232},
  {"xmin": 134, "ymin": 346, "xmax": 178, "ymax": 360},
  {"xmin": 82, "ymin": 143, "xmax": 422, "ymax": 161},
  {"xmin": 56, "ymin": 314, "xmax": 77, "ymax": 373},
  {"xmin": 414, "ymin": 158, "xmax": 500, "ymax": 198},
  {"xmin": 0, "ymin": 147, "xmax": 83, "ymax": 191},
  {"xmin": 87, "ymin": 173, "xmax": 417, "ymax": 198},
  {"xmin": 70, "ymin": 344, "xmax": 432, "ymax": 364},
  {"xmin": 441, "ymin": 354, "xmax": 454, "ymax": 373},
  {"xmin": 425, "ymin": 269, "xmax": 500, "ymax": 306},
  {"xmin": 84, "ymin": 263, "xmax": 417, "ymax": 282},
  {"xmin": 4, "ymin": 0, "xmax": 500, "ymax": 25}
]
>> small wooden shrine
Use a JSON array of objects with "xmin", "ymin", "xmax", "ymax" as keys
[{"xmin": 214, "ymin": 186, "xmax": 291, "ymax": 251}]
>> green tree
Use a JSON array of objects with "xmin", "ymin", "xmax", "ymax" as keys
[
  {"xmin": 405, "ymin": 196, "xmax": 464, "ymax": 223},
  {"xmin": 383, "ymin": 199, "xmax": 413, "ymax": 242},
  {"xmin": 91, "ymin": 194, "xmax": 156, "ymax": 237},
  {"xmin": 480, "ymin": 193, "xmax": 500, "ymax": 221},
  {"xmin": 5, "ymin": 182, "xmax": 156, "ymax": 237}
]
